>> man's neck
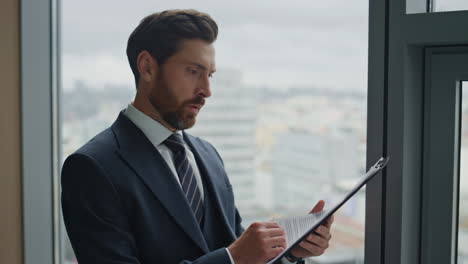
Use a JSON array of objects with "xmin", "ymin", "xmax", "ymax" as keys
[{"xmin": 131, "ymin": 96, "xmax": 177, "ymax": 132}]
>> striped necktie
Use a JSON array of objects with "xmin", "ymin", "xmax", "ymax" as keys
[{"xmin": 164, "ymin": 133, "xmax": 204, "ymax": 224}]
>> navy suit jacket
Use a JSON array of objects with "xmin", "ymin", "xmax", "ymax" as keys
[{"xmin": 61, "ymin": 112, "xmax": 244, "ymax": 263}]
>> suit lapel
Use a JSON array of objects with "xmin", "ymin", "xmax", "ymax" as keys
[
  {"xmin": 183, "ymin": 132, "xmax": 237, "ymax": 241},
  {"xmin": 111, "ymin": 112, "xmax": 209, "ymax": 253}
]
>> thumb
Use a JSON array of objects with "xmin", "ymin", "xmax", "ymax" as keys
[{"xmin": 310, "ymin": 200, "xmax": 325, "ymax": 214}]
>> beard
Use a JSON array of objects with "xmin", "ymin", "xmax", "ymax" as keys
[
  {"xmin": 161, "ymin": 111, "xmax": 187, "ymax": 130},
  {"xmin": 160, "ymin": 96, "xmax": 204, "ymax": 130},
  {"xmin": 148, "ymin": 74, "xmax": 205, "ymax": 130}
]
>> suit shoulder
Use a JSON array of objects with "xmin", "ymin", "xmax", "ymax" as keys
[
  {"xmin": 62, "ymin": 127, "xmax": 122, "ymax": 189},
  {"xmin": 68, "ymin": 127, "xmax": 118, "ymax": 164}
]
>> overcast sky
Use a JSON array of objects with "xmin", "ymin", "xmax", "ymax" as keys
[{"xmin": 61, "ymin": 0, "xmax": 369, "ymax": 91}]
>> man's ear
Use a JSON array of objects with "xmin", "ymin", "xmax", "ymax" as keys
[{"xmin": 136, "ymin": 50, "xmax": 158, "ymax": 83}]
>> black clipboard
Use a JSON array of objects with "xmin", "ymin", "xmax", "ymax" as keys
[{"xmin": 267, "ymin": 157, "xmax": 389, "ymax": 264}]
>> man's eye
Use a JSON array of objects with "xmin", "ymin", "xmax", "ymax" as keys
[
  {"xmin": 209, "ymin": 73, "xmax": 214, "ymax": 78},
  {"xmin": 188, "ymin": 68, "xmax": 198, "ymax": 75}
]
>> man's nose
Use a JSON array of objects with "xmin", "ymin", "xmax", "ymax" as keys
[{"xmin": 197, "ymin": 74, "xmax": 212, "ymax": 98}]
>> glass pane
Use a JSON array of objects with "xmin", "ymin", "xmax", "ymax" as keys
[
  {"xmin": 434, "ymin": 0, "xmax": 468, "ymax": 12},
  {"xmin": 60, "ymin": 1, "xmax": 368, "ymax": 263},
  {"xmin": 459, "ymin": 81, "xmax": 468, "ymax": 264}
]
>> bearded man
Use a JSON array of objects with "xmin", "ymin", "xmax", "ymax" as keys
[{"xmin": 61, "ymin": 9, "xmax": 333, "ymax": 264}]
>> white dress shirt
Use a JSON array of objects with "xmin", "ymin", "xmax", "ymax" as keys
[{"xmin": 123, "ymin": 104, "xmax": 235, "ymax": 264}]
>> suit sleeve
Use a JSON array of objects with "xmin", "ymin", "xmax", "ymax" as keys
[
  {"xmin": 62, "ymin": 153, "xmax": 239, "ymax": 264},
  {"xmin": 62, "ymin": 153, "xmax": 141, "ymax": 264}
]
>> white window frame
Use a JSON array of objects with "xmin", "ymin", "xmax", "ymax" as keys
[{"xmin": 21, "ymin": 0, "xmax": 60, "ymax": 263}]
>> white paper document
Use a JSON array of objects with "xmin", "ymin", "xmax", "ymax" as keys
[
  {"xmin": 274, "ymin": 211, "xmax": 327, "ymax": 248},
  {"xmin": 267, "ymin": 211, "xmax": 328, "ymax": 264}
]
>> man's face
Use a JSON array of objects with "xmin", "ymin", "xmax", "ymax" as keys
[{"xmin": 148, "ymin": 39, "xmax": 216, "ymax": 130}]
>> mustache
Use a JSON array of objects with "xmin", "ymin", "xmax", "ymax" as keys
[{"xmin": 185, "ymin": 96, "xmax": 205, "ymax": 106}]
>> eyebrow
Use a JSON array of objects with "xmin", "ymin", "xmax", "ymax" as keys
[{"xmin": 188, "ymin": 62, "xmax": 216, "ymax": 73}]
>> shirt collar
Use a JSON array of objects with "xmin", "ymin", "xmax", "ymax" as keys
[{"xmin": 123, "ymin": 104, "xmax": 182, "ymax": 147}]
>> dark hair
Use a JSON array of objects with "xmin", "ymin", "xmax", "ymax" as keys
[{"xmin": 126, "ymin": 9, "xmax": 218, "ymax": 87}]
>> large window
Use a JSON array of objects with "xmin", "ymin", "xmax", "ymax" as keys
[
  {"xmin": 60, "ymin": 1, "xmax": 368, "ymax": 263},
  {"xmin": 21, "ymin": 0, "xmax": 468, "ymax": 263}
]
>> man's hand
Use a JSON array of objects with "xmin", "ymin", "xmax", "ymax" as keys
[
  {"xmin": 228, "ymin": 221, "xmax": 286, "ymax": 264},
  {"xmin": 289, "ymin": 200, "xmax": 334, "ymax": 258}
]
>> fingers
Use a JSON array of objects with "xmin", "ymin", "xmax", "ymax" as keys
[
  {"xmin": 230, "ymin": 221, "xmax": 288, "ymax": 263},
  {"xmin": 298, "ymin": 240, "xmax": 326, "ymax": 256},
  {"xmin": 305, "ymin": 233, "xmax": 329, "ymax": 249},
  {"xmin": 249, "ymin": 222, "xmax": 285, "ymax": 236},
  {"xmin": 310, "ymin": 200, "xmax": 325, "ymax": 213},
  {"xmin": 249, "ymin": 222, "xmax": 286, "ymax": 259},
  {"xmin": 308, "ymin": 200, "xmax": 335, "ymax": 229},
  {"xmin": 301, "ymin": 225, "xmax": 331, "ymax": 249},
  {"xmin": 267, "ymin": 246, "xmax": 286, "ymax": 260},
  {"xmin": 325, "ymin": 215, "xmax": 335, "ymax": 228},
  {"xmin": 289, "ymin": 245, "xmax": 311, "ymax": 259},
  {"xmin": 266, "ymin": 236, "xmax": 287, "ymax": 248},
  {"xmin": 267, "ymin": 227, "xmax": 286, "ymax": 237},
  {"xmin": 248, "ymin": 221, "xmax": 286, "ymax": 245},
  {"xmin": 296, "ymin": 226, "xmax": 331, "ymax": 257},
  {"xmin": 262, "ymin": 237, "xmax": 286, "ymax": 260},
  {"xmin": 313, "ymin": 225, "xmax": 331, "ymax": 240},
  {"xmin": 262, "ymin": 221, "xmax": 282, "ymax": 228}
]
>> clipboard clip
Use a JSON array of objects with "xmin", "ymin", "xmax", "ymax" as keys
[{"xmin": 375, "ymin": 156, "xmax": 390, "ymax": 169}]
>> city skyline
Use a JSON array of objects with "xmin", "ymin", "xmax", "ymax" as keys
[{"xmin": 60, "ymin": 76, "xmax": 369, "ymax": 263}]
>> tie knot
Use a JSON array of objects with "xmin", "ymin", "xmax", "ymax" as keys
[{"xmin": 164, "ymin": 133, "xmax": 186, "ymax": 154}]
